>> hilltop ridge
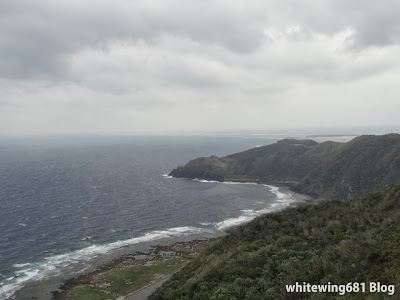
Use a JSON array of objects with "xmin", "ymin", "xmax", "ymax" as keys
[{"xmin": 169, "ymin": 134, "xmax": 400, "ymax": 198}]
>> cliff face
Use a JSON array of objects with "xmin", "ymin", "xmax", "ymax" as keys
[{"xmin": 169, "ymin": 134, "xmax": 400, "ymax": 198}]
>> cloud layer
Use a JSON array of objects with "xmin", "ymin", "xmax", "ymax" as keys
[{"xmin": 1, "ymin": 0, "xmax": 400, "ymax": 134}]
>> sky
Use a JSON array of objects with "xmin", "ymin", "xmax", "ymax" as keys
[{"xmin": 1, "ymin": 0, "xmax": 400, "ymax": 135}]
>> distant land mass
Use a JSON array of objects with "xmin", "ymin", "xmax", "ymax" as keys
[{"xmin": 169, "ymin": 134, "xmax": 400, "ymax": 198}]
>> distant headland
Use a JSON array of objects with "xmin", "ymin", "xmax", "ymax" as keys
[{"xmin": 169, "ymin": 134, "xmax": 400, "ymax": 198}]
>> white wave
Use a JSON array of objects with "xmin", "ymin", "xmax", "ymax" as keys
[
  {"xmin": 192, "ymin": 179, "xmax": 293, "ymax": 205},
  {"xmin": 193, "ymin": 178, "xmax": 220, "ymax": 183},
  {"xmin": 199, "ymin": 222, "xmax": 213, "ymax": 226},
  {"xmin": 215, "ymin": 207, "xmax": 273, "ymax": 230},
  {"xmin": 17, "ymin": 223, "xmax": 27, "ymax": 227},
  {"xmin": 0, "ymin": 226, "xmax": 210, "ymax": 299},
  {"xmin": 214, "ymin": 186, "xmax": 296, "ymax": 231},
  {"xmin": 169, "ymin": 175, "xmax": 259, "ymax": 186},
  {"xmin": 223, "ymin": 181, "xmax": 257, "ymax": 185},
  {"xmin": 215, "ymin": 215, "xmax": 253, "ymax": 230},
  {"xmin": 264, "ymin": 185, "xmax": 292, "ymax": 200},
  {"xmin": 264, "ymin": 185, "xmax": 296, "ymax": 211},
  {"xmin": 12, "ymin": 263, "xmax": 30, "ymax": 268},
  {"xmin": 193, "ymin": 178, "xmax": 258, "ymax": 185},
  {"xmin": 0, "ymin": 268, "xmax": 41, "ymax": 300},
  {"xmin": 176, "ymin": 179, "xmax": 297, "ymax": 231}
]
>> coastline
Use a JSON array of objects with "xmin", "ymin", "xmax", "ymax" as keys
[
  {"xmin": 12, "ymin": 181, "xmax": 311, "ymax": 300},
  {"xmin": 165, "ymin": 173, "xmax": 313, "ymax": 197},
  {"xmin": 53, "ymin": 238, "xmax": 220, "ymax": 300},
  {"xmin": 172, "ymin": 175, "xmax": 314, "ymax": 203},
  {"xmin": 13, "ymin": 232, "xmax": 225, "ymax": 300}
]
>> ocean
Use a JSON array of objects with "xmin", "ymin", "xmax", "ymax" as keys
[{"xmin": 0, "ymin": 134, "xmax": 301, "ymax": 299}]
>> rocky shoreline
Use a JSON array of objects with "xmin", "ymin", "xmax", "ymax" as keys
[
  {"xmin": 53, "ymin": 239, "xmax": 219, "ymax": 299},
  {"xmin": 13, "ymin": 232, "xmax": 225, "ymax": 300}
]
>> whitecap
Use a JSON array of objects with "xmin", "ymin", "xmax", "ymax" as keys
[
  {"xmin": 212, "ymin": 185, "xmax": 296, "ymax": 231},
  {"xmin": 264, "ymin": 185, "xmax": 293, "ymax": 201},
  {"xmin": 223, "ymin": 181, "xmax": 257, "ymax": 185},
  {"xmin": 0, "ymin": 268, "xmax": 41, "ymax": 299},
  {"xmin": 215, "ymin": 215, "xmax": 254, "ymax": 230},
  {"xmin": 0, "ymin": 225, "xmax": 211, "ymax": 299},
  {"xmin": 12, "ymin": 263, "xmax": 30, "ymax": 268},
  {"xmin": 199, "ymin": 222, "xmax": 212, "ymax": 226},
  {"xmin": 169, "ymin": 176, "xmax": 258, "ymax": 186},
  {"xmin": 214, "ymin": 207, "xmax": 274, "ymax": 230},
  {"xmin": 193, "ymin": 178, "xmax": 219, "ymax": 183},
  {"xmin": 193, "ymin": 178, "xmax": 259, "ymax": 185}
]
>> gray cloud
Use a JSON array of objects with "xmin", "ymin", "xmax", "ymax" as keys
[
  {"xmin": 0, "ymin": 0, "xmax": 267, "ymax": 79},
  {"xmin": 1, "ymin": 0, "xmax": 399, "ymax": 79},
  {"xmin": 0, "ymin": 0, "xmax": 400, "ymax": 135},
  {"xmin": 273, "ymin": 0, "xmax": 400, "ymax": 49}
]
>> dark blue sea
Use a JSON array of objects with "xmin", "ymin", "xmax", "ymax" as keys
[{"xmin": 0, "ymin": 135, "xmax": 300, "ymax": 299}]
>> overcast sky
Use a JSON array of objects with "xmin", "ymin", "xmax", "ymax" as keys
[{"xmin": 1, "ymin": 0, "xmax": 399, "ymax": 135}]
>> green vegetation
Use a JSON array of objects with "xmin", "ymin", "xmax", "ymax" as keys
[
  {"xmin": 99, "ymin": 258, "xmax": 186, "ymax": 296},
  {"xmin": 54, "ymin": 240, "xmax": 216, "ymax": 300},
  {"xmin": 69, "ymin": 286, "xmax": 113, "ymax": 300},
  {"xmin": 60, "ymin": 257, "xmax": 187, "ymax": 299},
  {"xmin": 150, "ymin": 184, "xmax": 400, "ymax": 299},
  {"xmin": 170, "ymin": 134, "xmax": 400, "ymax": 198}
]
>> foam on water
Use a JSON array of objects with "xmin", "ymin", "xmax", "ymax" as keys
[
  {"xmin": 223, "ymin": 181, "xmax": 257, "ymax": 185},
  {"xmin": 0, "ymin": 134, "xmax": 287, "ymax": 299},
  {"xmin": 2, "ymin": 178, "xmax": 298, "ymax": 299},
  {"xmin": 11, "ymin": 264, "xmax": 30, "ymax": 268},
  {"xmin": 190, "ymin": 181, "xmax": 297, "ymax": 231},
  {"xmin": 192, "ymin": 178, "xmax": 258, "ymax": 185},
  {"xmin": 188, "ymin": 178, "xmax": 295, "ymax": 208},
  {"xmin": 264, "ymin": 185, "xmax": 290, "ymax": 200},
  {"xmin": 199, "ymin": 222, "xmax": 213, "ymax": 226},
  {"xmin": 0, "ymin": 226, "xmax": 210, "ymax": 299},
  {"xmin": 193, "ymin": 178, "xmax": 220, "ymax": 183},
  {"xmin": 168, "ymin": 176, "xmax": 259, "ymax": 186}
]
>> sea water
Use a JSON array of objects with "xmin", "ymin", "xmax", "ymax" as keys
[{"xmin": 0, "ymin": 135, "xmax": 298, "ymax": 299}]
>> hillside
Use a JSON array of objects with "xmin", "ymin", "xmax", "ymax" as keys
[
  {"xmin": 169, "ymin": 134, "xmax": 400, "ymax": 198},
  {"xmin": 149, "ymin": 184, "xmax": 400, "ymax": 300}
]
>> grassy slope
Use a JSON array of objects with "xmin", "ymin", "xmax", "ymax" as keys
[
  {"xmin": 64, "ymin": 258, "xmax": 187, "ymax": 300},
  {"xmin": 55, "ymin": 240, "xmax": 217, "ymax": 300},
  {"xmin": 150, "ymin": 185, "xmax": 400, "ymax": 300}
]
